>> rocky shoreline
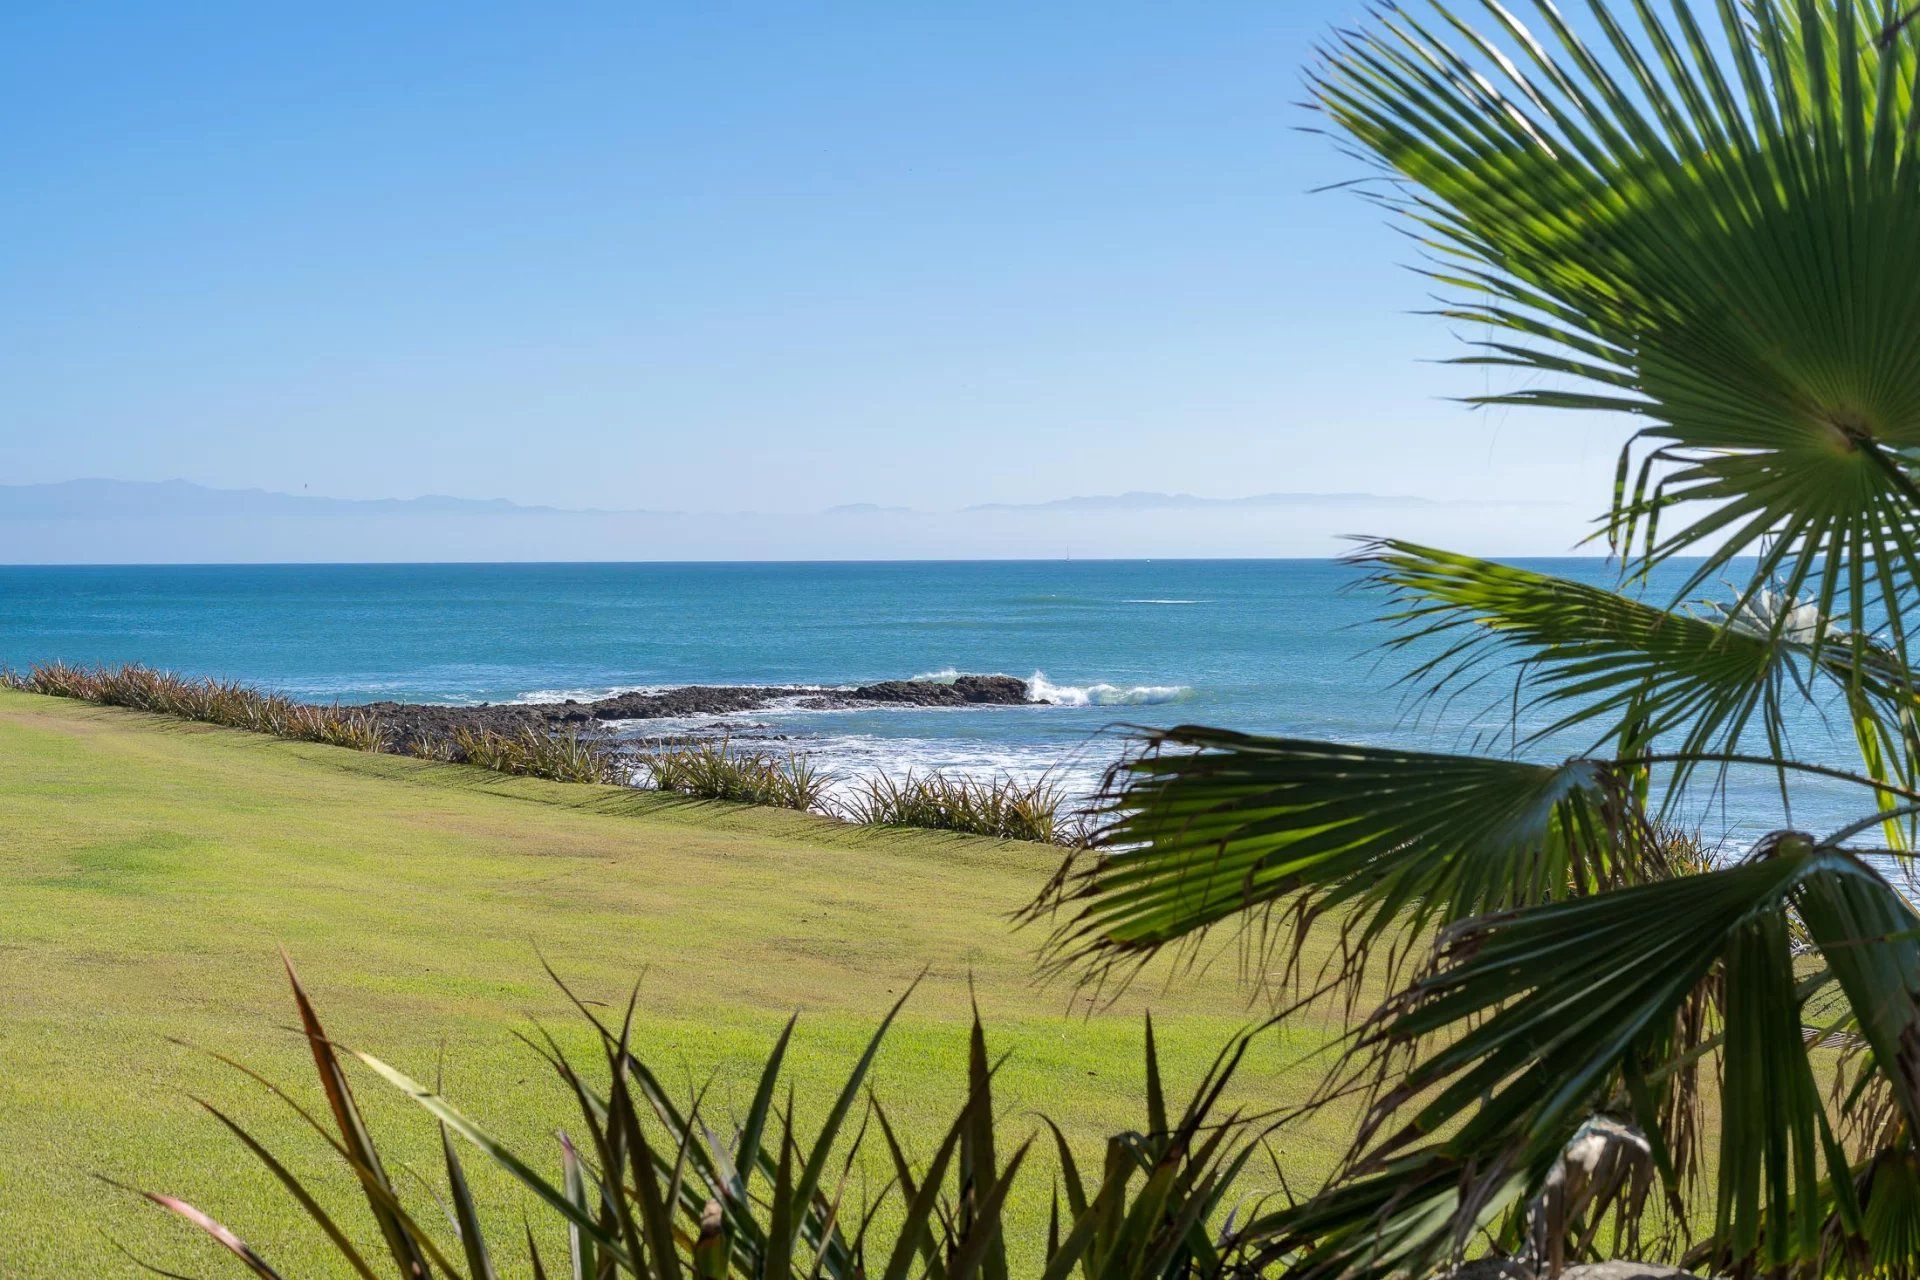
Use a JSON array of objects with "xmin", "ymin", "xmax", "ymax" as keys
[{"xmin": 366, "ymin": 674, "xmax": 1035, "ymax": 754}]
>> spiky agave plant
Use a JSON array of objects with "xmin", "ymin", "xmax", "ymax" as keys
[
  {"xmin": 121, "ymin": 958, "xmax": 1269, "ymax": 1279},
  {"xmin": 1031, "ymin": 2, "xmax": 1920, "ymax": 1277},
  {"xmin": 840, "ymin": 772, "xmax": 1073, "ymax": 844},
  {"xmin": 450, "ymin": 724, "xmax": 616, "ymax": 783},
  {"xmin": 640, "ymin": 738, "xmax": 834, "ymax": 810}
]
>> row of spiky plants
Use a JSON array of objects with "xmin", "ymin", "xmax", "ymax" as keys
[
  {"xmin": 122, "ymin": 957, "xmax": 1270, "ymax": 1279},
  {"xmin": 5, "ymin": 661, "xmax": 389, "ymax": 751}
]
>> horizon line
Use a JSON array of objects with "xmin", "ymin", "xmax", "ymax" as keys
[{"xmin": 0, "ymin": 551, "xmax": 1652, "ymax": 569}]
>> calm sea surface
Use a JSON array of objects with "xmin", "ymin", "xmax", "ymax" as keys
[{"xmin": 0, "ymin": 559, "xmax": 1881, "ymax": 847}]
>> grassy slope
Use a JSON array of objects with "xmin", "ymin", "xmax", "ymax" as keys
[{"xmin": 0, "ymin": 689, "xmax": 1361, "ymax": 1276}]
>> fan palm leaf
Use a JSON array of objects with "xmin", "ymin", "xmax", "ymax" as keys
[
  {"xmin": 1032, "ymin": 731, "xmax": 1663, "ymax": 987},
  {"xmin": 1237, "ymin": 838, "xmax": 1919, "ymax": 1280},
  {"xmin": 1313, "ymin": 0, "xmax": 1920, "ymax": 669},
  {"xmin": 1357, "ymin": 538, "xmax": 1920, "ymax": 818}
]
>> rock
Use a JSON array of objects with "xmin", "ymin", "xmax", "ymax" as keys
[
  {"xmin": 955, "ymin": 674, "xmax": 1032, "ymax": 703},
  {"xmin": 848, "ymin": 675, "xmax": 1031, "ymax": 706},
  {"xmin": 358, "ymin": 674, "xmax": 1031, "ymax": 759},
  {"xmin": 588, "ymin": 686, "xmax": 777, "ymax": 721},
  {"xmin": 1440, "ymin": 1262, "xmax": 1531, "ymax": 1280},
  {"xmin": 359, "ymin": 700, "xmax": 550, "ymax": 759},
  {"xmin": 846, "ymin": 679, "xmax": 950, "ymax": 705}
]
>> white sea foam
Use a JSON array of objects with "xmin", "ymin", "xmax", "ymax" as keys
[
  {"xmin": 908, "ymin": 667, "xmax": 962, "ymax": 683},
  {"xmin": 511, "ymin": 682, "xmax": 857, "ymax": 706},
  {"xmin": 1027, "ymin": 670, "xmax": 1192, "ymax": 707},
  {"xmin": 768, "ymin": 733, "xmax": 1111, "ymax": 810},
  {"xmin": 508, "ymin": 685, "xmax": 666, "ymax": 704}
]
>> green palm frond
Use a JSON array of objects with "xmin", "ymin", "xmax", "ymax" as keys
[
  {"xmin": 1358, "ymin": 539, "xmax": 1920, "ymax": 806},
  {"xmin": 1031, "ymin": 730, "xmax": 1661, "ymax": 984},
  {"xmin": 1314, "ymin": 0, "xmax": 1920, "ymax": 666},
  {"xmin": 1798, "ymin": 856, "xmax": 1920, "ymax": 1135},
  {"xmin": 1240, "ymin": 842, "xmax": 1918, "ymax": 1280}
]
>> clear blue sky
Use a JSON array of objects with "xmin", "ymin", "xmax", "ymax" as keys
[{"xmin": 1, "ymin": 2, "xmax": 1623, "ymax": 535}]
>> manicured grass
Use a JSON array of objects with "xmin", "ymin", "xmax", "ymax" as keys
[{"xmin": 0, "ymin": 689, "xmax": 1359, "ymax": 1276}]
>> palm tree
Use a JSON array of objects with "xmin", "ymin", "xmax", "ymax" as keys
[{"xmin": 1032, "ymin": 3, "xmax": 1920, "ymax": 1276}]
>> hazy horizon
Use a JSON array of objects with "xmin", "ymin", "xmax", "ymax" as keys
[{"xmin": 0, "ymin": 476, "xmax": 1594, "ymax": 563}]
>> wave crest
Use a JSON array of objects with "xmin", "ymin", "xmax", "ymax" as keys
[
  {"xmin": 1027, "ymin": 670, "xmax": 1192, "ymax": 707},
  {"xmin": 511, "ymin": 685, "xmax": 663, "ymax": 704}
]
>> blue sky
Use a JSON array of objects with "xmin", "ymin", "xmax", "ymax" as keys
[{"xmin": 1, "ymin": 2, "xmax": 1621, "ymax": 546}]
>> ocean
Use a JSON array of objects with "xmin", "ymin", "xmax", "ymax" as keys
[{"xmin": 0, "ymin": 559, "xmax": 1883, "ymax": 848}]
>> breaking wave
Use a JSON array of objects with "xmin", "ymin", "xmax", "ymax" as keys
[
  {"xmin": 509, "ymin": 685, "xmax": 664, "ymax": 704},
  {"xmin": 1027, "ymin": 670, "xmax": 1192, "ymax": 707}
]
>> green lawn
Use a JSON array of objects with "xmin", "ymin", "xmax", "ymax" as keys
[{"xmin": 0, "ymin": 689, "xmax": 1358, "ymax": 1276}]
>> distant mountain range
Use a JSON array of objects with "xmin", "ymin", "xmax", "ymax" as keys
[
  {"xmin": 0, "ymin": 478, "xmax": 1580, "ymax": 562},
  {"xmin": 965, "ymin": 490, "xmax": 1471, "ymax": 512}
]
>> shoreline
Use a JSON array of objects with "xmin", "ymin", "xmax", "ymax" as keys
[
  {"xmin": 3, "ymin": 662, "xmax": 1094, "ymax": 841},
  {"xmin": 365, "ymin": 673, "xmax": 1035, "ymax": 755}
]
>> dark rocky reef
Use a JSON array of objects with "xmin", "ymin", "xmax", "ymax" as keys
[
  {"xmin": 366, "ymin": 674, "xmax": 1034, "ymax": 757},
  {"xmin": 840, "ymin": 674, "xmax": 1029, "ymax": 707}
]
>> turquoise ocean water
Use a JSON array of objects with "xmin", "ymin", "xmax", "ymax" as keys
[{"xmin": 0, "ymin": 559, "xmax": 1882, "ymax": 847}]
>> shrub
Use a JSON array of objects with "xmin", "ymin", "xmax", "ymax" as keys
[
  {"xmin": 16, "ymin": 660, "xmax": 106, "ymax": 700},
  {"xmin": 405, "ymin": 734, "xmax": 455, "ymax": 762},
  {"xmin": 120, "ymin": 959, "xmax": 1267, "ymax": 1278},
  {"xmin": 640, "ymin": 738, "xmax": 832, "ymax": 810},
  {"xmin": 450, "ymin": 724, "xmax": 618, "ymax": 783},
  {"xmin": 841, "ymin": 770, "xmax": 1072, "ymax": 844},
  {"xmin": 294, "ymin": 704, "xmax": 393, "ymax": 753}
]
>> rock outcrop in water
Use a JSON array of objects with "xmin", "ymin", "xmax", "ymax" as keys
[
  {"xmin": 844, "ymin": 674, "xmax": 1029, "ymax": 707},
  {"xmin": 365, "ymin": 674, "xmax": 1036, "ymax": 756}
]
